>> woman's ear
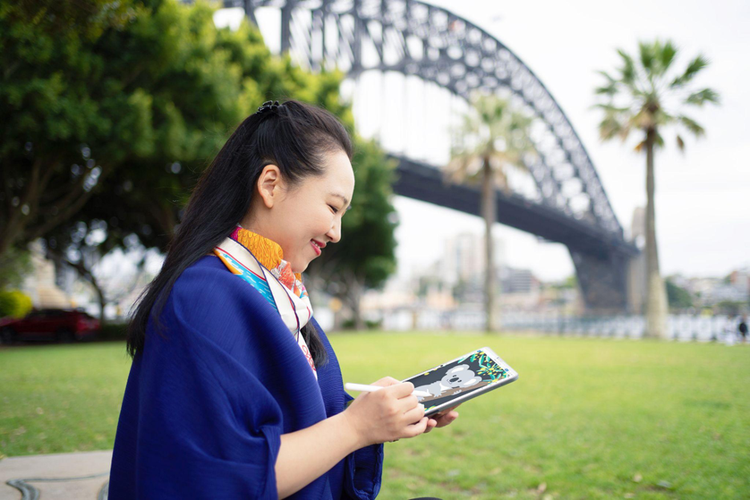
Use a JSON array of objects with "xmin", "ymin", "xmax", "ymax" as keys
[{"xmin": 256, "ymin": 164, "xmax": 283, "ymax": 208}]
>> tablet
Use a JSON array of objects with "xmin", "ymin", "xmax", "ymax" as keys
[{"xmin": 401, "ymin": 347, "xmax": 518, "ymax": 417}]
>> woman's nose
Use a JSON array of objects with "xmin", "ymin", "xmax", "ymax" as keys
[{"xmin": 327, "ymin": 220, "xmax": 341, "ymax": 243}]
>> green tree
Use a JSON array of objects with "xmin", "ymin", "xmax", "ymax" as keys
[
  {"xmin": 91, "ymin": 3, "xmax": 356, "ymax": 243},
  {"xmin": 665, "ymin": 278, "xmax": 693, "ymax": 311},
  {"xmin": 447, "ymin": 92, "xmax": 536, "ymax": 332},
  {"xmin": 24, "ymin": 0, "xmax": 358, "ymax": 319},
  {"xmin": 1, "ymin": 0, "xmax": 149, "ymax": 258},
  {"xmin": 0, "ymin": 248, "xmax": 32, "ymax": 290},
  {"xmin": 554, "ymin": 275, "xmax": 578, "ymax": 290},
  {"xmin": 594, "ymin": 39, "xmax": 719, "ymax": 337},
  {"xmin": 4, "ymin": 0, "xmax": 393, "ymax": 326},
  {"xmin": 306, "ymin": 137, "xmax": 398, "ymax": 330},
  {"xmin": 1, "ymin": 0, "xmax": 354, "ymax": 256}
]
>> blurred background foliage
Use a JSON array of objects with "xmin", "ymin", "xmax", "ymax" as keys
[
  {"xmin": 1, "ymin": 0, "xmax": 396, "ymax": 324},
  {"xmin": 0, "ymin": 289, "xmax": 34, "ymax": 319}
]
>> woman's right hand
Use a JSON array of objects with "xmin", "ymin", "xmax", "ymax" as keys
[{"xmin": 342, "ymin": 376, "xmax": 429, "ymax": 447}]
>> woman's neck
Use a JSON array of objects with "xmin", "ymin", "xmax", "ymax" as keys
[{"xmin": 232, "ymin": 225, "xmax": 284, "ymax": 272}]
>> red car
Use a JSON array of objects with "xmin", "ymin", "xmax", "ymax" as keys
[{"xmin": 0, "ymin": 309, "xmax": 100, "ymax": 344}]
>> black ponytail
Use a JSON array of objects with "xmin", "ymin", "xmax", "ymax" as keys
[{"xmin": 127, "ymin": 100, "xmax": 353, "ymax": 368}]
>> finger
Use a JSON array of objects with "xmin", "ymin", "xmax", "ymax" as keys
[
  {"xmin": 405, "ymin": 417, "xmax": 429, "ymax": 437},
  {"xmin": 371, "ymin": 376, "xmax": 401, "ymax": 387},
  {"xmin": 402, "ymin": 403, "xmax": 425, "ymax": 423},
  {"xmin": 430, "ymin": 413, "xmax": 448, "ymax": 425},
  {"xmin": 435, "ymin": 411, "xmax": 459, "ymax": 427},
  {"xmin": 435, "ymin": 404, "xmax": 461, "ymax": 417},
  {"xmin": 398, "ymin": 395, "xmax": 420, "ymax": 412},
  {"xmin": 436, "ymin": 410, "xmax": 458, "ymax": 422},
  {"xmin": 386, "ymin": 381, "xmax": 415, "ymax": 398},
  {"xmin": 424, "ymin": 418, "xmax": 438, "ymax": 433}
]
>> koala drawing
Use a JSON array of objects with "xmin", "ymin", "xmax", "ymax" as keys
[{"xmin": 414, "ymin": 364, "xmax": 486, "ymax": 403}]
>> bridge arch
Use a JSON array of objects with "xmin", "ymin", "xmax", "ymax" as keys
[{"xmin": 220, "ymin": 0, "xmax": 638, "ymax": 311}]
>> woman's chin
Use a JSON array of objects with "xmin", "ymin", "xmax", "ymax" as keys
[{"xmin": 291, "ymin": 261, "xmax": 308, "ymax": 274}]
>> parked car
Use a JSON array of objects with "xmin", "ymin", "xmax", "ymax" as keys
[{"xmin": 0, "ymin": 309, "xmax": 100, "ymax": 344}]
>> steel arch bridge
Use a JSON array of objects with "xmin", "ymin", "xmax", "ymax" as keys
[{"xmin": 220, "ymin": 0, "xmax": 639, "ymax": 311}]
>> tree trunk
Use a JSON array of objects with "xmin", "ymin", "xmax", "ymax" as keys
[
  {"xmin": 0, "ymin": 225, "xmax": 19, "ymax": 260},
  {"xmin": 94, "ymin": 283, "xmax": 107, "ymax": 327},
  {"xmin": 644, "ymin": 128, "xmax": 668, "ymax": 338},
  {"xmin": 351, "ymin": 277, "xmax": 364, "ymax": 331},
  {"xmin": 481, "ymin": 157, "xmax": 497, "ymax": 333},
  {"xmin": 53, "ymin": 250, "xmax": 108, "ymax": 327},
  {"xmin": 353, "ymin": 301, "xmax": 364, "ymax": 330},
  {"xmin": 341, "ymin": 269, "xmax": 365, "ymax": 331}
]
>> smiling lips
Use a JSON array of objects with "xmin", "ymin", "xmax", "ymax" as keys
[{"xmin": 310, "ymin": 239, "xmax": 325, "ymax": 256}]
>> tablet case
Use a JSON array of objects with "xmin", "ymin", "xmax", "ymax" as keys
[{"xmin": 402, "ymin": 347, "xmax": 518, "ymax": 416}]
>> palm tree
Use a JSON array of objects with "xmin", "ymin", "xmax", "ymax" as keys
[
  {"xmin": 447, "ymin": 92, "xmax": 536, "ymax": 332},
  {"xmin": 594, "ymin": 39, "xmax": 719, "ymax": 338}
]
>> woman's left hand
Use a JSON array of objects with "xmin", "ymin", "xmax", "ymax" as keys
[{"xmin": 423, "ymin": 404, "xmax": 461, "ymax": 433}]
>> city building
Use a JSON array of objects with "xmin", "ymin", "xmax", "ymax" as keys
[{"xmin": 21, "ymin": 241, "xmax": 75, "ymax": 309}]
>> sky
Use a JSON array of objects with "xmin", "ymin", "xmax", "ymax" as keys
[{"xmin": 215, "ymin": 0, "xmax": 750, "ymax": 282}]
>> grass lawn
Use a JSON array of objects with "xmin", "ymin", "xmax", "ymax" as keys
[
  {"xmin": 0, "ymin": 341, "xmax": 131, "ymax": 457},
  {"xmin": 1, "ymin": 333, "xmax": 749, "ymax": 499}
]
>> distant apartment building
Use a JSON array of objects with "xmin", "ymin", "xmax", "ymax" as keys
[
  {"xmin": 729, "ymin": 268, "xmax": 750, "ymax": 294},
  {"xmin": 441, "ymin": 232, "xmax": 506, "ymax": 288},
  {"xmin": 676, "ymin": 271, "xmax": 749, "ymax": 306},
  {"xmin": 502, "ymin": 267, "xmax": 539, "ymax": 294},
  {"xmin": 702, "ymin": 280, "xmax": 749, "ymax": 304},
  {"xmin": 21, "ymin": 241, "xmax": 75, "ymax": 309}
]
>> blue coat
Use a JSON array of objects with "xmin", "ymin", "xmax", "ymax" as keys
[{"xmin": 109, "ymin": 256, "xmax": 384, "ymax": 499}]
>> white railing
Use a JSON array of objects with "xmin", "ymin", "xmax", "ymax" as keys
[{"xmin": 373, "ymin": 308, "xmax": 741, "ymax": 342}]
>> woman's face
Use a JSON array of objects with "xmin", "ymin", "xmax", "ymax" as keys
[{"xmin": 244, "ymin": 149, "xmax": 355, "ymax": 273}]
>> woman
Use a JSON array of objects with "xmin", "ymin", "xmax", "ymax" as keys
[{"xmin": 109, "ymin": 99, "xmax": 459, "ymax": 499}]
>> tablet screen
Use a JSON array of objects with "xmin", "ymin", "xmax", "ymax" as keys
[{"xmin": 404, "ymin": 349, "xmax": 514, "ymax": 414}]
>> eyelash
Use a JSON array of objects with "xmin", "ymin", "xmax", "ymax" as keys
[{"xmin": 329, "ymin": 205, "xmax": 339, "ymax": 214}]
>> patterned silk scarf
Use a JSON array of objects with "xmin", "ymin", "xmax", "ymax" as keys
[{"xmin": 214, "ymin": 226, "xmax": 317, "ymax": 378}]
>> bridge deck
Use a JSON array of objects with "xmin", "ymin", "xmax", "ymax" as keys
[{"xmin": 393, "ymin": 157, "xmax": 638, "ymax": 258}]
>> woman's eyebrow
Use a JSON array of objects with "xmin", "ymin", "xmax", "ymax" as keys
[{"xmin": 330, "ymin": 193, "xmax": 352, "ymax": 210}]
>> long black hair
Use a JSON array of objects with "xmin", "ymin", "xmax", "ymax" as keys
[{"xmin": 127, "ymin": 100, "xmax": 353, "ymax": 367}]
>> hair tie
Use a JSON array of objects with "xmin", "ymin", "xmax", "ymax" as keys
[{"xmin": 256, "ymin": 100, "xmax": 281, "ymax": 116}]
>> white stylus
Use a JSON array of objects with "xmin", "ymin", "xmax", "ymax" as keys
[{"xmin": 345, "ymin": 382, "xmax": 431, "ymax": 398}]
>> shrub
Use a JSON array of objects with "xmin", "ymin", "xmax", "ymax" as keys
[
  {"xmin": 98, "ymin": 322, "xmax": 128, "ymax": 341},
  {"xmin": 0, "ymin": 289, "xmax": 33, "ymax": 319},
  {"xmin": 341, "ymin": 318, "xmax": 383, "ymax": 330}
]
